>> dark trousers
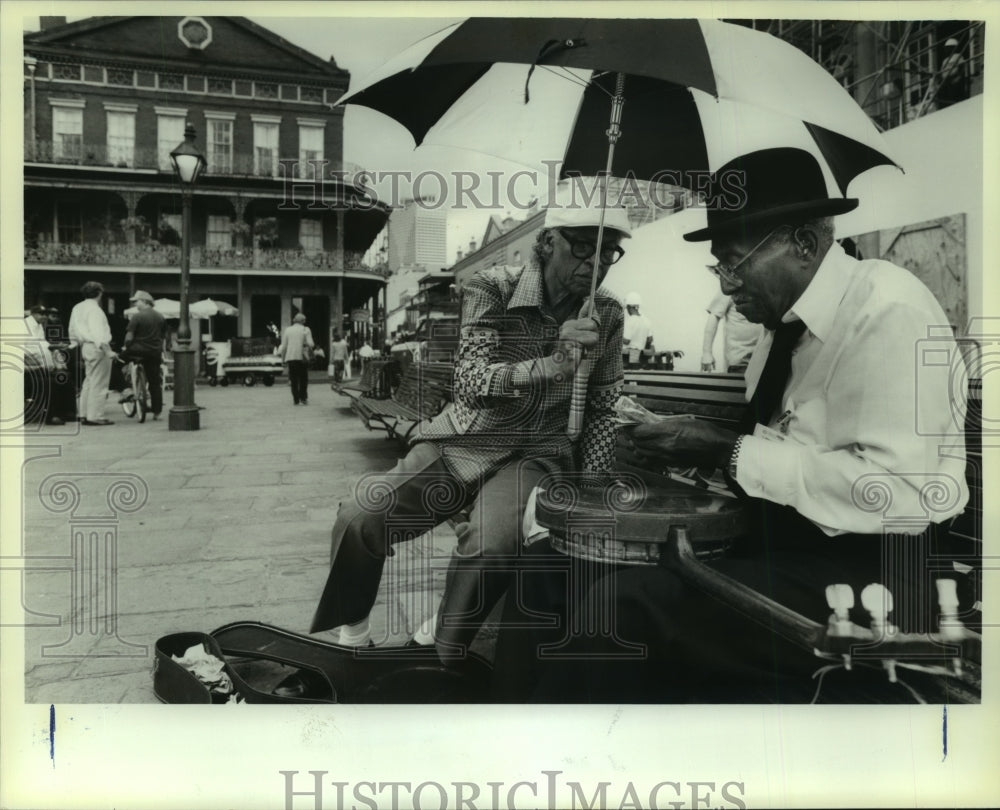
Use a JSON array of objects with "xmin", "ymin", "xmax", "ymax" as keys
[
  {"xmin": 23, "ymin": 360, "xmax": 78, "ymax": 423},
  {"xmin": 287, "ymin": 360, "xmax": 309, "ymax": 403},
  {"xmin": 332, "ymin": 360, "xmax": 345, "ymax": 382},
  {"xmin": 311, "ymin": 442, "xmax": 552, "ymax": 660},
  {"xmin": 495, "ymin": 504, "xmax": 964, "ymax": 703},
  {"xmin": 123, "ymin": 351, "xmax": 163, "ymax": 415}
]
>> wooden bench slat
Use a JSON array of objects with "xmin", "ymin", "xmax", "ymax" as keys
[{"xmin": 352, "ymin": 362, "xmax": 454, "ymax": 442}]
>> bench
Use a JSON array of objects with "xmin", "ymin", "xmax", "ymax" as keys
[
  {"xmin": 352, "ymin": 362, "xmax": 454, "ymax": 443},
  {"xmin": 332, "ymin": 358, "xmax": 396, "ymax": 400},
  {"xmin": 616, "ymin": 369, "xmax": 983, "ymax": 702},
  {"xmin": 622, "ymin": 369, "xmax": 747, "ymax": 424}
]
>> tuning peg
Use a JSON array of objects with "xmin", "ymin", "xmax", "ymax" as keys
[
  {"xmin": 825, "ymin": 584, "xmax": 854, "ymax": 635},
  {"xmin": 936, "ymin": 578, "xmax": 965, "ymax": 640},
  {"xmin": 860, "ymin": 583, "xmax": 895, "ymax": 636}
]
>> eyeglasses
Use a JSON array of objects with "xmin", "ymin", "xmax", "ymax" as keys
[
  {"xmin": 706, "ymin": 226, "xmax": 787, "ymax": 288},
  {"xmin": 558, "ymin": 229, "xmax": 625, "ymax": 265}
]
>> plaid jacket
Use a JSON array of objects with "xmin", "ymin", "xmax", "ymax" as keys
[{"xmin": 414, "ymin": 264, "xmax": 623, "ymax": 485}]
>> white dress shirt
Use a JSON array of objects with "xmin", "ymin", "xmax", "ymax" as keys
[
  {"xmin": 68, "ymin": 298, "xmax": 112, "ymax": 347},
  {"xmin": 737, "ymin": 242, "xmax": 969, "ymax": 535}
]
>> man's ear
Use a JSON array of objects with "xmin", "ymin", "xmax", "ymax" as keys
[{"xmin": 793, "ymin": 226, "xmax": 819, "ymax": 261}]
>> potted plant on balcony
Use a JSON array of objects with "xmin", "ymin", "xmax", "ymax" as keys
[
  {"xmin": 158, "ymin": 217, "xmax": 181, "ymax": 247},
  {"xmin": 119, "ymin": 215, "xmax": 148, "ymax": 246},
  {"xmin": 230, "ymin": 219, "xmax": 251, "ymax": 249},
  {"xmin": 253, "ymin": 217, "xmax": 279, "ymax": 248}
]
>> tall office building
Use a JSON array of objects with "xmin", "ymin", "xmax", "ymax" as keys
[{"xmin": 387, "ymin": 199, "xmax": 448, "ymax": 272}]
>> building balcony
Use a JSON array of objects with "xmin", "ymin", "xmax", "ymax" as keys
[
  {"xmin": 24, "ymin": 241, "xmax": 391, "ymax": 277},
  {"xmin": 24, "ymin": 140, "xmax": 366, "ymax": 182}
]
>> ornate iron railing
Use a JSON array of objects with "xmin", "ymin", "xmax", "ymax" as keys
[
  {"xmin": 24, "ymin": 241, "xmax": 391, "ymax": 276},
  {"xmin": 25, "ymin": 140, "xmax": 369, "ymax": 182}
]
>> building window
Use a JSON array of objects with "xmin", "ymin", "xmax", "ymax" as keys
[
  {"xmin": 255, "ymin": 82, "xmax": 278, "ymax": 99},
  {"xmin": 206, "ymin": 116, "xmax": 233, "ymax": 174},
  {"xmin": 53, "ymin": 62, "xmax": 81, "ymax": 81},
  {"xmin": 52, "ymin": 105, "xmax": 83, "ymax": 162},
  {"xmin": 159, "ymin": 73, "xmax": 184, "ymax": 90},
  {"xmin": 299, "ymin": 219, "xmax": 323, "ymax": 252},
  {"xmin": 57, "ymin": 202, "xmax": 83, "ymax": 244},
  {"xmin": 156, "ymin": 112, "xmax": 186, "ymax": 171},
  {"xmin": 253, "ymin": 120, "xmax": 280, "ymax": 177},
  {"xmin": 106, "ymin": 109, "xmax": 135, "ymax": 167},
  {"xmin": 298, "ymin": 122, "xmax": 324, "ymax": 178},
  {"xmin": 208, "ymin": 76, "xmax": 232, "ymax": 94},
  {"xmin": 107, "ymin": 67, "xmax": 134, "ymax": 86},
  {"xmin": 206, "ymin": 215, "xmax": 232, "ymax": 249}
]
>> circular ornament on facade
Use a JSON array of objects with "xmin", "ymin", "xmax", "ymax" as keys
[{"xmin": 178, "ymin": 17, "xmax": 212, "ymax": 50}]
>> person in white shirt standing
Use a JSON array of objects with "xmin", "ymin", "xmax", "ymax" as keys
[
  {"xmin": 621, "ymin": 292, "xmax": 653, "ymax": 369},
  {"xmin": 701, "ymin": 289, "xmax": 763, "ymax": 373},
  {"xmin": 68, "ymin": 280, "xmax": 115, "ymax": 426},
  {"xmin": 278, "ymin": 313, "xmax": 315, "ymax": 405}
]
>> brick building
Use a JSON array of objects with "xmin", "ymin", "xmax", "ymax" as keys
[{"xmin": 23, "ymin": 15, "xmax": 390, "ymax": 359}]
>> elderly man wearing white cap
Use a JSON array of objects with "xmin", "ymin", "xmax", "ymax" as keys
[
  {"xmin": 271, "ymin": 184, "xmax": 631, "ymax": 698},
  {"xmin": 121, "ymin": 290, "xmax": 167, "ymax": 419}
]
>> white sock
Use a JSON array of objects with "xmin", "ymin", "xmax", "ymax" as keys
[
  {"xmin": 412, "ymin": 613, "xmax": 437, "ymax": 646},
  {"xmin": 337, "ymin": 617, "xmax": 371, "ymax": 647}
]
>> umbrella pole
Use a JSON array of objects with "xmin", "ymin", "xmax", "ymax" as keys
[{"xmin": 584, "ymin": 72, "xmax": 626, "ymax": 321}]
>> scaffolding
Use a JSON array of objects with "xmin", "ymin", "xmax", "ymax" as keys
[{"xmin": 733, "ymin": 19, "xmax": 985, "ymax": 131}]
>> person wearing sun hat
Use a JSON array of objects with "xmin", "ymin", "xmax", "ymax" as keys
[
  {"xmin": 269, "ymin": 181, "xmax": 631, "ymax": 698},
  {"xmin": 530, "ymin": 148, "xmax": 970, "ymax": 702}
]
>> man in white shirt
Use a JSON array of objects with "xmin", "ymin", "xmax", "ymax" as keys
[
  {"xmin": 68, "ymin": 280, "xmax": 115, "ymax": 426},
  {"xmin": 621, "ymin": 292, "xmax": 653, "ymax": 368},
  {"xmin": 701, "ymin": 289, "xmax": 763, "ymax": 373},
  {"xmin": 545, "ymin": 148, "xmax": 971, "ymax": 702}
]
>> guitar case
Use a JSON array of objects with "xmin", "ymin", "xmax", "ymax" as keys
[{"xmin": 154, "ymin": 622, "xmax": 493, "ymax": 704}]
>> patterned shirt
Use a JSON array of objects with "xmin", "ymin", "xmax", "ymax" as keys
[{"xmin": 414, "ymin": 264, "xmax": 623, "ymax": 485}]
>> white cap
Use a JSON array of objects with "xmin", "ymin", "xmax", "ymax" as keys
[
  {"xmin": 625, "ymin": 292, "xmax": 642, "ymax": 307},
  {"xmin": 543, "ymin": 179, "xmax": 632, "ymax": 237},
  {"xmin": 945, "ymin": 38, "xmax": 959, "ymax": 47}
]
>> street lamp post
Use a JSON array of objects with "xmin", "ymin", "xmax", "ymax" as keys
[
  {"xmin": 168, "ymin": 123, "xmax": 207, "ymax": 431},
  {"xmin": 24, "ymin": 56, "xmax": 37, "ymax": 160}
]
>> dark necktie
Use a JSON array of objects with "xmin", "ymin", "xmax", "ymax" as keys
[{"xmin": 739, "ymin": 319, "xmax": 807, "ymax": 434}]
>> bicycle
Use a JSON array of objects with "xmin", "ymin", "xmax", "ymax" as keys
[{"xmin": 116, "ymin": 355, "xmax": 150, "ymax": 423}]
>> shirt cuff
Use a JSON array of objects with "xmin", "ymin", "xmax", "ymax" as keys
[
  {"xmin": 509, "ymin": 359, "xmax": 535, "ymax": 392},
  {"xmin": 733, "ymin": 434, "xmax": 801, "ymax": 506}
]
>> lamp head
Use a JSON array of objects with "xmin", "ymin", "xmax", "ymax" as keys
[{"xmin": 170, "ymin": 123, "xmax": 207, "ymax": 185}]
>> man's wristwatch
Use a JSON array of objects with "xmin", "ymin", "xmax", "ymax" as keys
[{"xmin": 727, "ymin": 435, "xmax": 746, "ymax": 479}]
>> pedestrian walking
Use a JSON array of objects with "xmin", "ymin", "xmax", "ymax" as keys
[{"xmin": 279, "ymin": 313, "xmax": 315, "ymax": 405}]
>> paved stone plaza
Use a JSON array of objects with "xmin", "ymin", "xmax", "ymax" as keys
[{"xmin": 18, "ymin": 377, "xmax": 460, "ymax": 703}]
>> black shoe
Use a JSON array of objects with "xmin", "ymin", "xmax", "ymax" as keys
[
  {"xmin": 81, "ymin": 418, "xmax": 114, "ymax": 426},
  {"xmin": 271, "ymin": 669, "xmax": 334, "ymax": 700}
]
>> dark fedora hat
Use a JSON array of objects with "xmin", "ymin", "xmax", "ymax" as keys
[{"xmin": 683, "ymin": 148, "xmax": 858, "ymax": 242}]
